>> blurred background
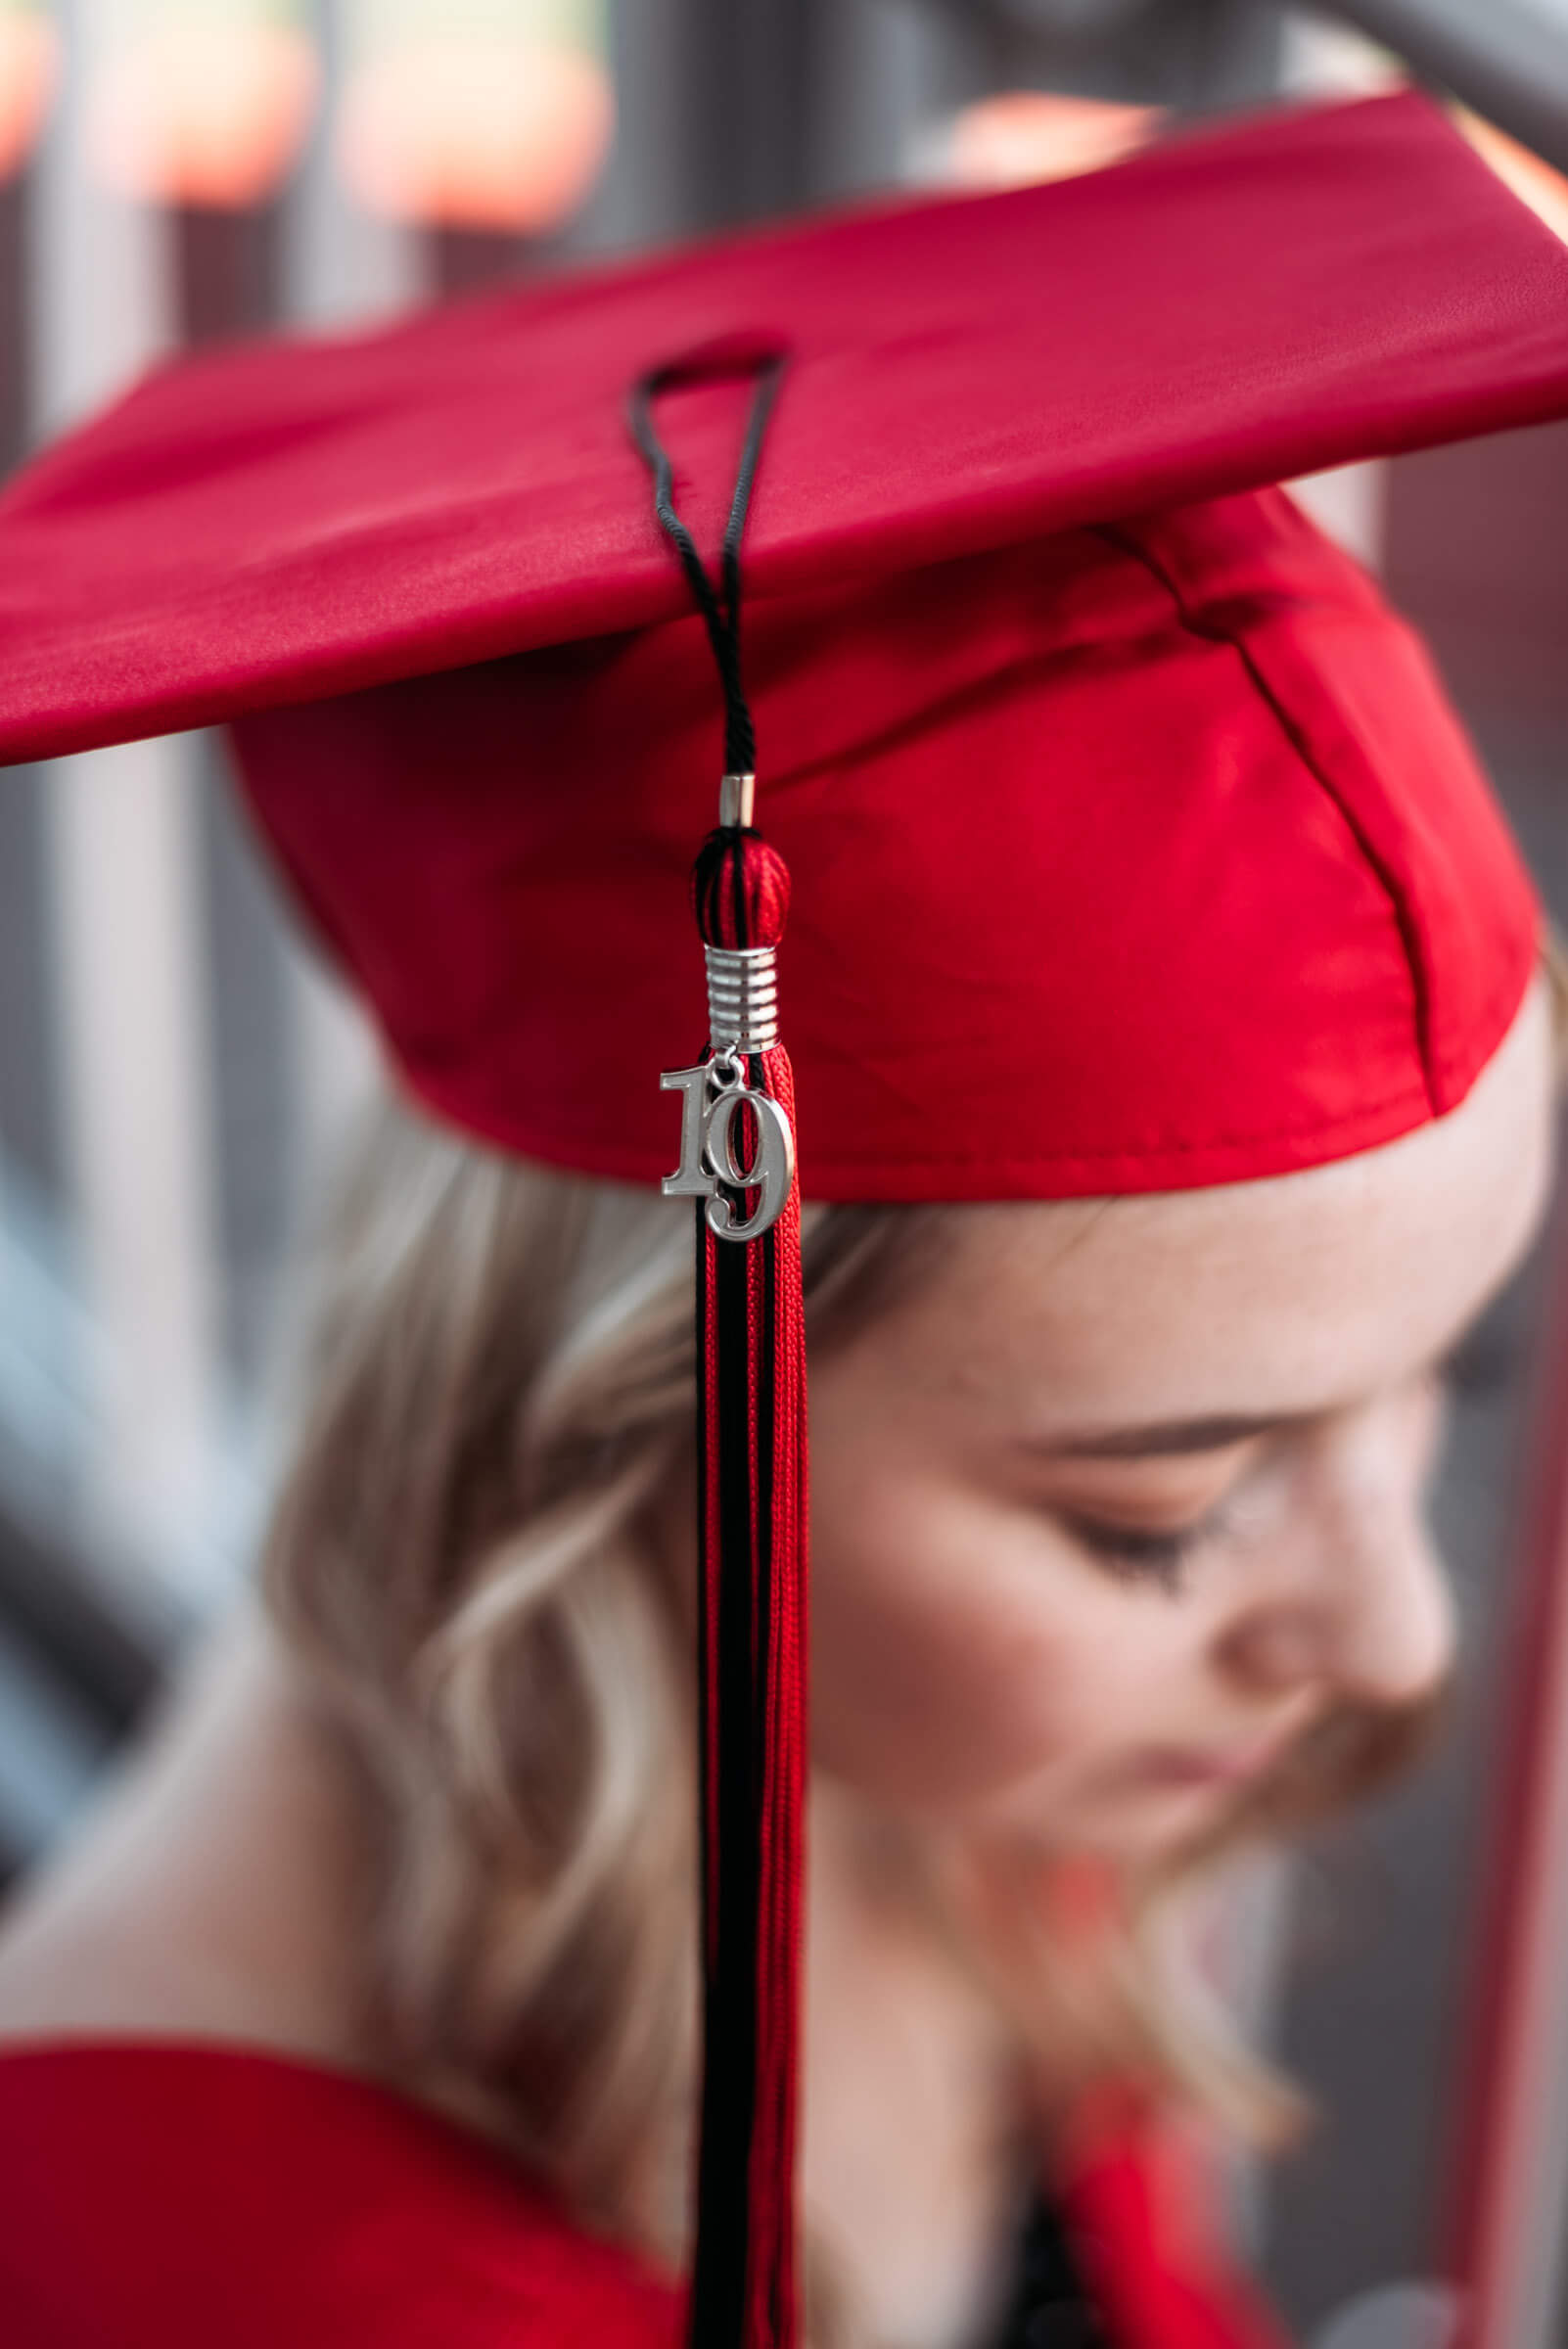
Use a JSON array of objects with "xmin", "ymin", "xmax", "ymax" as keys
[{"xmin": 0, "ymin": 5, "xmax": 1566, "ymax": 2345}]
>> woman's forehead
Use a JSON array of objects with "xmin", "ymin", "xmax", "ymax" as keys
[{"xmin": 866, "ymin": 977, "xmax": 1556, "ymax": 1431}]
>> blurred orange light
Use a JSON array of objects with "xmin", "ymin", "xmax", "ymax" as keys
[
  {"xmin": 338, "ymin": 38, "xmax": 614, "ymax": 233},
  {"xmin": 0, "ymin": 8, "xmax": 59, "ymax": 181},
  {"xmin": 1456, "ymin": 110, "xmax": 1568, "ymax": 246},
  {"xmin": 87, "ymin": 20, "xmax": 320, "ymax": 208},
  {"xmin": 945, "ymin": 91, "xmax": 1164, "ymax": 191}
]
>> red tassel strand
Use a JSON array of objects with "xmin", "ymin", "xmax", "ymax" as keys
[{"xmin": 687, "ymin": 826, "xmax": 807, "ymax": 2349}]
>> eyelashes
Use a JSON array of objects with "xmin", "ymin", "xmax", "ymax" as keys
[
  {"xmin": 1059, "ymin": 1509, "xmax": 1224, "ymax": 1596},
  {"xmin": 1051, "ymin": 1363, "xmax": 1457, "ymax": 1598}
]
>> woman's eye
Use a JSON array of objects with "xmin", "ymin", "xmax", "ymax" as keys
[{"xmin": 1060, "ymin": 1511, "xmax": 1217, "ymax": 1595}]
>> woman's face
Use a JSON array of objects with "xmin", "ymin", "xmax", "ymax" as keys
[{"xmin": 807, "ymin": 979, "xmax": 1557, "ymax": 1859}]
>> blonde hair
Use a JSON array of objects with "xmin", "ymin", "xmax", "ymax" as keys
[{"xmin": 260, "ymin": 1092, "xmax": 1445, "ymax": 2300}]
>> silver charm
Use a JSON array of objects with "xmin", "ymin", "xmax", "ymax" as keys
[{"xmin": 661, "ymin": 1055, "xmax": 795, "ymax": 1242}]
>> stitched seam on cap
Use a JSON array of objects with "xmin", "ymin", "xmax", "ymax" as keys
[{"xmin": 1092, "ymin": 522, "xmax": 1439, "ymax": 1120}]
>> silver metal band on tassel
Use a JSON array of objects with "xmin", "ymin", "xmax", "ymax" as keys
[
  {"xmin": 706, "ymin": 945, "xmax": 779, "ymax": 1055},
  {"xmin": 708, "ymin": 771, "xmax": 772, "ymax": 1055},
  {"xmin": 718, "ymin": 771, "xmax": 756, "ymax": 829},
  {"xmin": 660, "ymin": 774, "xmax": 794, "ymax": 1242}
]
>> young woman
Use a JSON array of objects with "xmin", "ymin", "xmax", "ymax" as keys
[{"xmin": 0, "ymin": 87, "xmax": 1565, "ymax": 2349}]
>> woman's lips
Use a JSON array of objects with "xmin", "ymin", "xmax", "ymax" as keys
[{"xmin": 1125, "ymin": 1736, "xmax": 1288, "ymax": 1791}]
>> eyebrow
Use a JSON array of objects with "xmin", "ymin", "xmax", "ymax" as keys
[
  {"xmin": 1019, "ymin": 1328, "xmax": 1475, "ymax": 1463},
  {"xmin": 1027, "ymin": 1408, "xmax": 1315, "ymax": 1461}
]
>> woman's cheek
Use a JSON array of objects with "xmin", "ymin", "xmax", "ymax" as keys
[{"xmin": 807, "ymin": 1469, "xmax": 1100, "ymax": 1812}]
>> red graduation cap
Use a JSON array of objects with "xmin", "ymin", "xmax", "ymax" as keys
[
  {"xmin": 1, "ymin": 87, "xmax": 1566, "ymax": 2349},
  {"xmin": 0, "ymin": 93, "xmax": 1560, "ymax": 1201}
]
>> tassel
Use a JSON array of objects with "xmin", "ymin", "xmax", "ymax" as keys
[
  {"xmin": 686, "ymin": 818, "xmax": 807, "ymax": 2349},
  {"xmin": 629, "ymin": 346, "xmax": 802, "ymax": 2349}
]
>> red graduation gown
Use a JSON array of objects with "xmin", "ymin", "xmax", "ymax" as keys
[{"xmin": 0, "ymin": 2042, "xmax": 1289, "ymax": 2347}]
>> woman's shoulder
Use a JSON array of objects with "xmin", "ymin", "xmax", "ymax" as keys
[{"xmin": 0, "ymin": 2039, "xmax": 682, "ymax": 2349}]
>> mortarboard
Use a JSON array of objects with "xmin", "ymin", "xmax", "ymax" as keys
[{"xmin": 1, "ymin": 88, "xmax": 1567, "ymax": 2349}]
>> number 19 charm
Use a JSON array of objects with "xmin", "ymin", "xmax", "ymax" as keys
[{"xmin": 662, "ymin": 1057, "xmax": 795, "ymax": 1242}]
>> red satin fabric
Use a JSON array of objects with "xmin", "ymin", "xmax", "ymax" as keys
[
  {"xmin": 0, "ymin": 96, "xmax": 1563, "ymax": 764},
  {"xmin": 0, "ymin": 2044, "xmax": 680, "ymax": 2349},
  {"xmin": 0, "ymin": 2043, "xmax": 1288, "ymax": 2348},
  {"xmin": 1058, "ymin": 2091, "xmax": 1296, "ymax": 2349},
  {"xmin": 225, "ymin": 485, "xmax": 1538, "ymax": 1201}
]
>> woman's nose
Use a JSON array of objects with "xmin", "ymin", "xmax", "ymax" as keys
[{"xmin": 1217, "ymin": 1416, "xmax": 1456, "ymax": 1708}]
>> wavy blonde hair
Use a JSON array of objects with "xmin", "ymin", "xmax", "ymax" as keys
[{"xmin": 260, "ymin": 1091, "xmax": 1452, "ymax": 2314}]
